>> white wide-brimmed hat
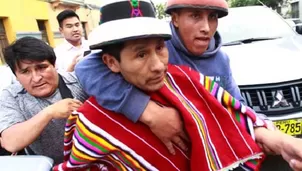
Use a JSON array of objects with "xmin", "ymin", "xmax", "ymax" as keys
[{"xmin": 89, "ymin": 0, "xmax": 172, "ymax": 50}]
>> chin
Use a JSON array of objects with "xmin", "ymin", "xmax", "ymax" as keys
[
  {"xmin": 30, "ymin": 88, "xmax": 56, "ymax": 98},
  {"xmin": 190, "ymin": 47, "xmax": 208, "ymax": 56},
  {"xmin": 193, "ymin": 50, "xmax": 207, "ymax": 56},
  {"xmin": 31, "ymin": 93, "xmax": 50, "ymax": 98},
  {"xmin": 146, "ymin": 82, "xmax": 165, "ymax": 92}
]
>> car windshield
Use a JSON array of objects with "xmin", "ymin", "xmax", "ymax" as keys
[{"xmin": 217, "ymin": 6, "xmax": 295, "ymax": 44}]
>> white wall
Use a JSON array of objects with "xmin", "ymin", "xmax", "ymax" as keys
[{"xmin": 300, "ymin": 0, "xmax": 302, "ymax": 19}]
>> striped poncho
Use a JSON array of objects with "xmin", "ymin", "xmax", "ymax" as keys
[{"xmin": 54, "ymin": 65, "xmax": 267, "ymax": 171}]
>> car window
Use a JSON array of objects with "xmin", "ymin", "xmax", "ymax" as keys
[
  {"xmin": 293, "ymin": 19, "xmax": 302, "ymax": 24},
  {"xmin": 217, "ymin": 6, "xmax": 295, "ymax": 44}
]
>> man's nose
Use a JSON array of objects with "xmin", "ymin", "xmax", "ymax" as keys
[
  {"xmin": 32, "ymin": 71, "xmax": 42, "ymax": 83},
  {"xmin": 150, "ymin": 54, "xmax": 165, "ymax": 72},
  {"xmin": 73, "ymin": 25, "xmax": 79, "ymax": 32},
  {"xmin": 199, "ymin": 17, "xmax": 210, "ymax": 33}
]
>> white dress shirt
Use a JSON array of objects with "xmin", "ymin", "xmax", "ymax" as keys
[
  {"xmin": 0, "ymin": 65, "xmax": 17, "ymax": 92},
  {"xmin": 54, "ymin": 38, "xmax": 90, "ymax": 71}
]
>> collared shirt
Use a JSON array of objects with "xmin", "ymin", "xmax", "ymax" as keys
[
  {"xmin": 0, "ymin": 71, "xmax": 88, "ymax": 164},
  {"xmin": 54, "ymin": 38, "xmax": 90, "ymax": 71}
]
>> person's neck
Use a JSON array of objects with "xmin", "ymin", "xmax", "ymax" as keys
[{"xmin": 67, "ymin": 39, "xmax": 82, "ymax": 48}]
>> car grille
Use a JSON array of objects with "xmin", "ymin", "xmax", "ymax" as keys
[{"xmin": 239, "ymin": 79, "xmax": 302, "ymax": 116}]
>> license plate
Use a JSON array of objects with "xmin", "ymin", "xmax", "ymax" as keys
[{"xmin": 274, "ymin": 119, "xmax": 302, "ymax": 136}]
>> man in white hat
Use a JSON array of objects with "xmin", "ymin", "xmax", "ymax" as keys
[
  {"xmin": 74, "ymin": 0, "xmax": 272, "ymax": 157},
  {"xmin": 55, "ymin": 1, "xmax": 302, "ymax": 171}
]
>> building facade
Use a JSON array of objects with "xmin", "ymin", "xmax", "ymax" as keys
[
  {"xmin": 0, "ymin": 0, "xmax": 101, "ymax": 63},
  {"xmin": 290, "ymin": 0, "xmax": 302, "ymax": 18}
]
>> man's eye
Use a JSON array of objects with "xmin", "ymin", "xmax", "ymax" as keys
[
  {"xmin": 38, "ymin": 66, "xmax": 47, "ymax": 70},
  {"xmin": 156, "ymin": 45, "xmax": 164, "ymax": 51},
  {"xmin": 138, "ymin": 52, "xmax": 146, "ymax": 58},
  {"xmin": 191, "ymin": 14, "xmax": 200, "ymax": 19},
  {"xmin": 209, "ymin": 13, "xmax": 218, "ymax": 19},
  {"xmin": 21, "ymin": 70, "xmax": 29, "ymax": 74}
]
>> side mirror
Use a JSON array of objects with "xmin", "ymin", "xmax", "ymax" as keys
[{"xmin": 295, "ymin": 24, "xmax": 302, "ymax": 35}]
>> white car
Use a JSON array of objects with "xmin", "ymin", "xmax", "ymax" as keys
[
  {"xmin": 218, "ymin": 6, "xmax": 302, "ymax": 137},
  {"xmin": 0, "ymin": 156, "xmax": 53, "ymax": 171}
]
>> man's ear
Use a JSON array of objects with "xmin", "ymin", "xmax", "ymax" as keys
[
  {"xmin": 102, "ymin": 53, "xmax": 120, "ymax": 73},
  {"xmin": 59, "ymin": 26, "xmax": 64, "ymax": 35},
  {"xmin": 171, "ymin": 12, "xmax": 179, "ymax": 28}
]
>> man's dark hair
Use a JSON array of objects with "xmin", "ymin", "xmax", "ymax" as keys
[
  {"xmin": 57, "ymin": 10, "xmax": 80, "ymax": 27},
  {"xmin": 4, "ymin": 37, "xmax": 56, "ymax": 74},
  {"xmin": 101, "ymin": 43, "xmax": 125, "ymax": 62}
]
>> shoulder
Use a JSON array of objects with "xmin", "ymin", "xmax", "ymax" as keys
[
  {"xmin": 59, "ymin": 71, "xmax": 78, "ymax": 84},
  {"xmin": 0, "ymin": 83, "xmax": 28, "ymax": 117},
  {"xmin": 167, "ymin": 64, "xmax": 201, "ymax": 80},
  {"xmin": 58, "ymin": 71, "xmax": 88, "ymax": 101},
  {"xmin": 54, "ymin": 42, "xmax": 70, "ymax": 57},
  {"xmin": 54, "ymin": 43, "xmax": 64, "ymax": 52},
  {"xmin": 0, "ymin": 84, "xmax": 30, "ymax": 133},
  {"xmin": 215, "ymin": 49, "xmax": 230, "ymax": 64},
  {"xmin": 1, "ymin": 82, "xmax": 26, "ymax": 99},
  {"xmin": 81, "ymin": 39, "xmax": 90, "ymax": 49},
  {"xmin": 54, "ymin": 43, "xmax": 66, "ymax": 59}
]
